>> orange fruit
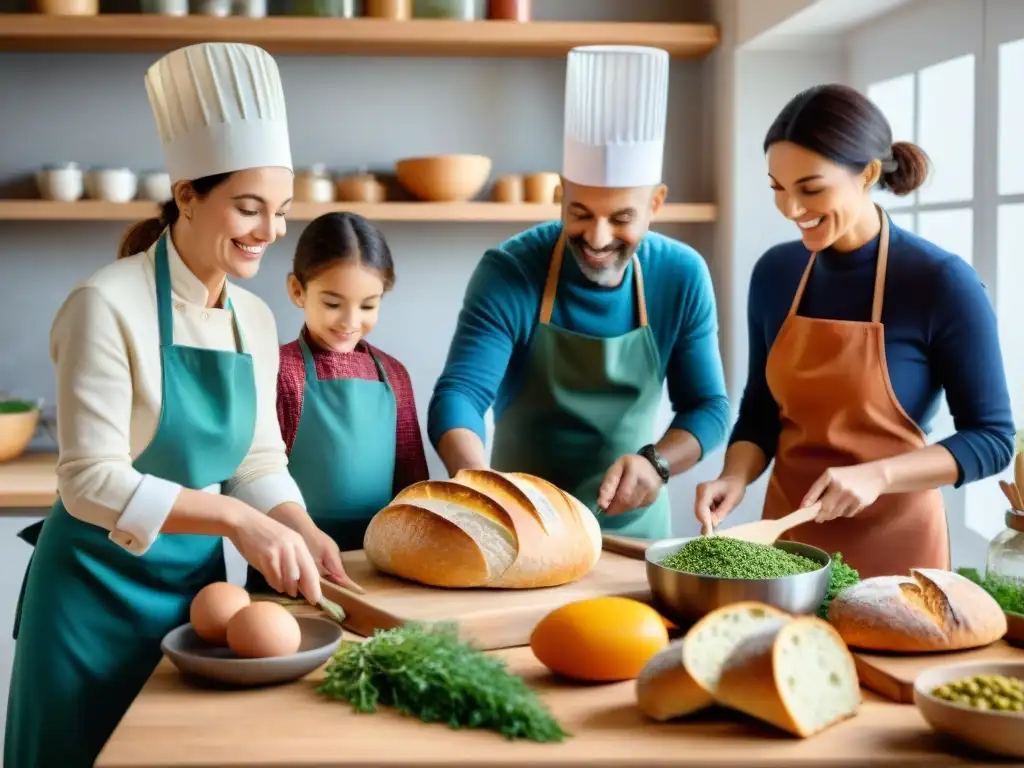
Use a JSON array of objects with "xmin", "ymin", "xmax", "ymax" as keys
[{"xmin": 529, "ymin": 596, "xmax": 670, "ymax": 682}]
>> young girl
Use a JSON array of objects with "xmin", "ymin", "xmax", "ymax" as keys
[{"xmin": 246, "ymin": 212, "xmax": 428, "ymax": 593}]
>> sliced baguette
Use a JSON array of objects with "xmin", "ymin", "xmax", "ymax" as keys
[
  {"xmin": 714, "ymin": 616, "xmax": 861, "ymax": 738},
  {"xmin": 827, "ymin": 568, "xmax": 1007, "ymax": 652},
  {"xmin": 635, "ymin": 602, "xmax": 789, "ymax": 720}
]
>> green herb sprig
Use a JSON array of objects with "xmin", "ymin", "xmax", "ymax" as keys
[
  {"xmin": 818, "ymin": 553, "xmax": 860, "ymax": 619},
  {"xmin": 317, "ymin": 622, "xmax": 569, "ymax": 743},
  {"xmin": 956, "ymin": 567, "xmax": 1024, "ymax": 615}
]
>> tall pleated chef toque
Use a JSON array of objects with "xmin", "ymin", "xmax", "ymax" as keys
[
  {"xmin": 145, "ymin": 42, "xmax": 292, "ymax": 184},
  {"xmin": 562, "ymin": 45, "xmax": 670, "ymax": 189}
]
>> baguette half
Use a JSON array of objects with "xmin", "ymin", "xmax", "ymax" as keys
[
  {"xmin": 635, "ymin": 602, "xmax": 789, "ymax": 720},
  {"xmin": 827, "ymin": 568, "xmax": 1007, "ymax": 652},
  {"xmin": 714, "ymin": 616, "xmax": 861, "ymax": 738}
]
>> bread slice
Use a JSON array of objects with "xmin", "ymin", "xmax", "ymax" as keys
[
  {"xmin": 635, "ymin": 602, "xmax": 789, "ymax": 720},
  {"xmin": 827, "ymin": 568, "xmax": 1008, "ymax": 652},
  {"xmin": 363, "ymin": 471, "xmax": 602, "ymax": 589},
  {"xmin": 714, "ymin": 616, "xmax": 861, "ymax": 738}
]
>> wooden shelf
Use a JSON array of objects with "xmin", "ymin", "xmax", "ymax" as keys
[
  {"xmin": 0, "ymin": 200, "xmax": 717, "ymax": 223},
  {"xmin": 0, "ymin": 453, "xmax": 56, "ymax": 510},
  {"xmin": 0, "ymin": 15, "xmax": 720, "ymax": 58}
]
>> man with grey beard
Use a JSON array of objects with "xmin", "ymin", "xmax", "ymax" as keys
[{"xmin": 427, "ymin": 45, "xmax": 728, "ymax": 539}]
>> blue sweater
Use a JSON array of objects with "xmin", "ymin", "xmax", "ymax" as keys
[
  {"xmin": 730, "ymin": 221, "xmax": 1014, "ymax": 487},
  {"xmin": 428, "ymin": 222, "xmax": 730, "ymax": 458}
]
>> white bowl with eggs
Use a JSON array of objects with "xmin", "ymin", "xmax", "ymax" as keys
[
  {"xmin": 162, "ymin": 583, "xmax": 343, "ymax": 686},
  {"xmin": 914, "ymin": 661, "xmax": 1024, "ymax": 759}
]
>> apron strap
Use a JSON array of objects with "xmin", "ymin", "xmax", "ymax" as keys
[
  {"xmin": 154, "ymin": 232, "xmax": 248, "ymax": 353},
  {"xmin": 786, "ymin": 205, "xmax": 891, "ymax": 322},
  {"xmin": 366, "ymin": 345, "xmax": 392, "ymax": 388},
  {"xmin": 298, "ymin": 334, "xmax": 319, "ymax": 391},
  {"xmin": 539, "ymin": 232, "xmax": 649, "ymax": 328},
  {"xmin": 871, "ymin": 207, "xmax": 890, "ymax": 324}
]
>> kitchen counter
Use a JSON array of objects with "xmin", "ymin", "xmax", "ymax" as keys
[
  {"xmin": 0, "ymin": 452, "xmax": 56, "ymax": 509},
  {"xmin": 97, "ymin": 629, "xmax": 996, "ymax": 768}
]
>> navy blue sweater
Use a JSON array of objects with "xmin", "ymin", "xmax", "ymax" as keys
[{"xmin": 730, "ymin": 221, "xmax": 1014, "ymax": 487}]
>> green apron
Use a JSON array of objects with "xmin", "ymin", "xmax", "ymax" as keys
[
  {"xmin": 490, "ymin": 232, "xmax": 671, "ymax": 539},
  {"xmin": 5, "ymin": 233, "xmax": 257, "ymax": 768},
  {"xmin": 246, "ymin": 334, "xmax": 396, "ymax": 592}
]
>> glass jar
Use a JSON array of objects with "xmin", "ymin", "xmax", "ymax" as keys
[{"xmin": 986, "ymin": 510, "xmax": 1024, "ymax": 583}]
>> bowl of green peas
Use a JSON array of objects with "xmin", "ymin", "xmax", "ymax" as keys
[{"xmin": 914, "ymin": 662, "xmax": 1024, "ymax": 758}]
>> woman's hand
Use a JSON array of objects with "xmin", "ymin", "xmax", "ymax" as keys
[
  {"xmin": 301, "ymin": 527, "xmax": 365, "ymax": 594},
  {"xmin": 802, "ymin": 462, "xmax": 888, "ymax": 522},
  {"xmin": 694, "ymin": 475, "xmax": 746, "ymax": 534},
  {"xmin": 228, "ymin": 507, "xmax": 322, "ymax": 605}
]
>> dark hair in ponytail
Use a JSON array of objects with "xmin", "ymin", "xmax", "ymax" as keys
[
  {"xmin": 117, "ymin": 172, "xmax": 232, "ymax": 259},
  {"xmin": 764, "ymin": 83, "xmax": 931, "ymax": 197},
  {"xmin": 292, "ymin": 211, "xmax": 396, "ymax": 291}
]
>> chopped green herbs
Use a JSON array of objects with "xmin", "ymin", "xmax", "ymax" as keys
[
  {"xmin": 658, "ymin": 536, "xmax": 821, "ymax": 580},
  {"xmin": 317, "ymin": 622, "xmax": 568, "ymax": 743},
  {"xmin": 818, "ymin": 553, "xmax": 860, "ymax": 619}
]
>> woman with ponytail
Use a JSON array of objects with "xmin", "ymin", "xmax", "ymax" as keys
[
  {"xmin": 694, "ymin": 83, "xmax": 1014, "ymax": 579},
  {"xmin": 6, "ymin": 43, "xmax": 359, "ymax": 767}
]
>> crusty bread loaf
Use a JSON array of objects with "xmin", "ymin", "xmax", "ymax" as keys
[
  {"xmin": 714, "ymin": 616, "xmax": 861, "ymax": 738},
  {"xmin": 827, "ymin": 568, "xmax": 1007, "ymax": 652},
  {"xmin": 362, "ymin": 469, "xmax": 602, "ymax": 589},
  {"xmin": 635, "ymin": 602, "xmax": 788, "ymax": 721}
]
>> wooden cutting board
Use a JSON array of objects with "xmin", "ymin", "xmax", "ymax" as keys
[
  {"xmin": 319, "ymin": 548, "xmax": 651, "ymax": 651},
  {"xmin": 853, "ymin": 640, "xmax": 1024, "ymax": 703}
]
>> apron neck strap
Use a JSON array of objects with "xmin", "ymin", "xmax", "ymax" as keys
[
  {"xmin": 539, "ymin": 232, "xmax": 648, "ymax": 327},
  {"xmin": 786, "ymin": 205, "xmax": 891, "ymax": 323},
  {"xmin": 154, "ymin": 232, "xmax": 248, "ymax": 353},
  {"xmin": 299, "ymin": 331, "xmax": 391, "ymax": 388}
]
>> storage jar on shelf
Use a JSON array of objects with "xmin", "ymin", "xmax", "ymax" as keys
[
  {"xmin": 290, "ymin": 0, "xmax": 359, "ymax": 15},
  {"xmin": 366, "ymin": 0, "xmax": 410, "ymax": 18},
  {"xmin": 414, "ymin": 0, "xmax": 479, "ymax": 19},
  {"xmin": 986, "ymin": 510, "xmax": 1024, "ymax": 584},
  {"xmin": 486, "ymin": 0, "xmax": 528, "ymax": 21}
]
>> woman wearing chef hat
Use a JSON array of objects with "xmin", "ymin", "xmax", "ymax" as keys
[
  {"xmin": 694, "ymin": 83, "xmax": 1015, "ymax": 579},
  {"xmin": 5, "ymin": 42, "xmax": 358, "ymax": 767}
]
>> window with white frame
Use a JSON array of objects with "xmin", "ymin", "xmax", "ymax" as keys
[{"xmin": 866, "ymin": 55, "xmax": 976, "ymax": 265}]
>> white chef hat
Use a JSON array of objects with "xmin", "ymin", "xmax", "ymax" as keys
[
  {"xmin": 562, "ymin": 45, "xmax": 670, "ymax": 189},
  {"xmin": 145, "ymin": 42, "xmax": 292, "ymax": 184}
]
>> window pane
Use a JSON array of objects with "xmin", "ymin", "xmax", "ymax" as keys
[
  {"xmin": 917, "ymin": 208, "xmax": 973, "ymax": 265},
  {"xmin": 997, "ymin": 203, "xmax": 1024, "ymax": 427},
  {"xmin": 868, "ymin": 74, "xmax": 916, "ymax": 209},
  {"xmin": 888, "ymin": 211, "xmax": 916, "ymax": 232},
  {"xmin": 917, "ymin": 54, "xmax": 975, "ymax": 204},
  {"xmin": 999, "ymin": 38, "xmax": 1024, "ymax": 194}
]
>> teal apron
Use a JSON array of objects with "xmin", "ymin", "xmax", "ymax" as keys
[
  {"xmin": 246, "ymin": 334, "xmax": 396, "ymax": 593},
  {"xmin": 5, "ymin": 233, "xmax": 257, "ymax": 768},
  {"xmin": 490, "ymin": 232, "xmax": 670, "ymax": 539}
]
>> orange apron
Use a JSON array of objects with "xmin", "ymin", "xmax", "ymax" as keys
[{"xmin": 762, "ymin": 210, "xmax": 950, "ymax": 579}]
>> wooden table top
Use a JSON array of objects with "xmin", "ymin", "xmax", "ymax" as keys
[
  {"xmin": 97, "ymin": 627, "xmax": 998, "ymax": 767},
  {"xmin": 0, "ymin": 452, "xmax": 56, "ymax": 509}
]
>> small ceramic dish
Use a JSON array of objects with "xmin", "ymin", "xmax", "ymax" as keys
[
  {"xmin": 161, "ymin": 616, "xmax": 343, "ymax": 687},
  {"xmin": 914, "ymin": 661, "xmax": 1024, "ymax": 759}
]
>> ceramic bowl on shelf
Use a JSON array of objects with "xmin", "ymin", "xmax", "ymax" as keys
[
  {"xmin": 914, "ymin": 661, "xmax": 1024, "ymax": 759},
  {"xmin": 85, "ymin": 168, "xmax": 138, "ymax": 204},
  {"xmin": 642, "ymin": 536, "xmax": 832, "ymax": 624},
  {"xmin": 0, "ymin": 401, "xmax": 40, "ymax": 463},
  {"xmin": 161, "ymin": 616, "xmax": 343, "ymax": 687},
  {"xmin": 335, "ymin": 171, "xmax": 387, "ymax": 203},
  {"xmin": 36, "ymin": 163, "xmax": 84, "ymax": 202},
  {"xmin": 395, "ymin": 154, "xmax": 492, "ymax": 202},
  {"xmin": 138, "ymin": 172, "xmax": 172, "ymax": 203}
]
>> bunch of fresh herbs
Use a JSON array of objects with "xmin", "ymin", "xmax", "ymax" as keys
[
  {"xmin": 317, "ymin": 622, "xmax": 568, "ymax": 743},
  {"xmin": 956, "ymin": 567, "xmax": 1024, "ymax": 615},
  {"xmin": 818, "ymin": 553, "xmax": 860, "ymax": 619}
]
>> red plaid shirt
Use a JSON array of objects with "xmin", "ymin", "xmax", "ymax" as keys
[{"xmin": 277, "ymin": 329, "xmax": 430, "ymax": 496}]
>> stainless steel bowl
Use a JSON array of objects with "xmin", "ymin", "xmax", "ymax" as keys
[{"xmin": 644, "ymin": 537, "xmax": 832, "ymax": 625}]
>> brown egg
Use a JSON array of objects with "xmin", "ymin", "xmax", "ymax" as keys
[
  {"xmin": 226, "ymin": 601, "xmax": 302, "ymax": 659},
  {"xmin": 190, "ymin": 582, "xmax": 252, "ymax": 645}
]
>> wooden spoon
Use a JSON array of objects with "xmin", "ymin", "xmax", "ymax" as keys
[
  {"xmin": 1000, "ymin": 479, "xmax": 1022, "ymax": 512},
  {"xmin": 601, "ymin": 504, "xmax": 823, "ymax": 561},
  {"xmin": 709, "ymin": 503, "xmax": 822, "ymax": 545},
  {"xmin": 1015, "ymin": 453, "xmax": 1024, "ymax": 505}
]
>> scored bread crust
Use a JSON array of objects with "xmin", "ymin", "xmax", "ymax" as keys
[
  {"xmin": 827, "ymin": 568, "xmax": 1008, "ymax": 652},
  {"xmin": 363, "ymin": 470, "xmax": 603, "ymax": 589},
  {"xmin": 714, "ymin": 617, "xmax": 861, "ymax": 738}
]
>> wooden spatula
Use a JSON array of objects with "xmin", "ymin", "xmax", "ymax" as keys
[{"xmin": 710, "ymin": 503, "xmax": 822, "ymax": 545}]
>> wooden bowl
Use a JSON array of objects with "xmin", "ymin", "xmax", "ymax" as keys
[
  {"xmin": 0, "ymin": 405, "xmax": 39, "ymax": 463},
  {"xmin": 395, "ymin": 154, "xmax": 492, "ymax": 202},
  {"xmin": 914, "ymin": 661, "xmax": 1024, "ymax": 758}
]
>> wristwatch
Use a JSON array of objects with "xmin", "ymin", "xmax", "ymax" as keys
[{"xmin": 637, "ymin": 444, "xmax": 670, "ymax": 484}]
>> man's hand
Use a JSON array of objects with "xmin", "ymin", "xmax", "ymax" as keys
[{"xmin": 597, "ymin": 454, "xmax": 665, "ymax": 516}]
